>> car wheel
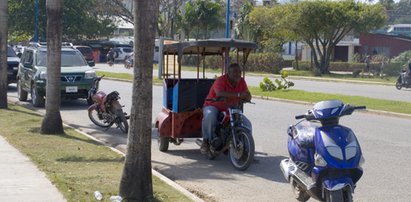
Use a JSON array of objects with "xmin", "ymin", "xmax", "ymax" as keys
[
  {"xmin": 31, "ymin": 85, "xmax": 45, "ymax": 107},
  {"xmin": 17, "ymin": 80, "xmax": 28, "ymax": 101}
]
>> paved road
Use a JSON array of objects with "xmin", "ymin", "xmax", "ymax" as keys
[
  {"xmin": 7, "ymin": 79, "xmax": 411, "ymax": 201},
  {"xmin": 93, "ymin": 63, "xmax": 411, "ymax": 103}
]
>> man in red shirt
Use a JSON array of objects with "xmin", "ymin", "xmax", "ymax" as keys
[{"xmin": 201, "ymin": 63, "xmax": 252, "ymax": 154}]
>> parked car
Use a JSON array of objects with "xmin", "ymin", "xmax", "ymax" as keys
[
  {"xmin": 5, "ymin": 45, "xmax": 20, "ymax": 85},
  {"xmin": 73, "ymin": 45, "xmax": 95, "ymax": 67},
  {"xmin": 113, "ymin": 46, "xmax": 133, "ymax": 62},
  {"xmin": 16, "ymin": 43, "xmax": 97, "ymax": 107}
]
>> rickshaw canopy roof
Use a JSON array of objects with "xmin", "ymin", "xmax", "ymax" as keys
[{"xmin": 163, "ymin": 38, "xmax": 257, "ymax": 56}]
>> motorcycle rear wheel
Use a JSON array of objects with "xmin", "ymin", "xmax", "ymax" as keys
[
  {"xmin": 88, "ymin": 108, "xmax": 112, "ymax": 127},
  {"xmin": 396, "ymin": 82, "xmax": 402, "ymax": 90},
  {"xmin": 228, "ymin": 127, "xmax": 255, "ymax": 171}
]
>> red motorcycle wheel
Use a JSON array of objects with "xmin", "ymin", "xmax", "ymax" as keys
[{"xmin": 88, "ymin": 108, "xmax": 112, "ymax": 127}]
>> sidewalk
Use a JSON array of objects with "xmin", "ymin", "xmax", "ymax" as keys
[{"xmin": 0, "ymin": 135, "xmax": 66, "ymax": 202}]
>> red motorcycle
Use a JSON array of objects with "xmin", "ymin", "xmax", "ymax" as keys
[{"xmin": 87, "ymin": 76, "xmax": 129, "ymax": 133}]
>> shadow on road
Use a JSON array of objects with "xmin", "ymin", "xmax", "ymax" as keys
[{"xmin": 151, "ymin": 142, "xmax": 288, "ymax": 184}]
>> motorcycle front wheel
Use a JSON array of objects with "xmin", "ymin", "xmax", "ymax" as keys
[
  {"xmin": 115, "ymin": 109, "xmax": 129, "ymax": 134},
  {"xmin": 229, "ymin": 127, "xmax": 255, "ymax": 171},
  {"xmin": 396, "ymin": 81, "xmax": 402, "ymax": 90},
  {"xmin": 88, "ymin": 108, "xmax": 112, "ymax": 127}
]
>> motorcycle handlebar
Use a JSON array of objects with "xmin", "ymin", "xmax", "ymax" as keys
[{"xmin": 206, "ymin": 98, "xmax": 254, "ymax": 104}]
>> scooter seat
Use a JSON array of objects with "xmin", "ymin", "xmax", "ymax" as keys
[{"xmin": 294, "ymin": 123, "xmax": 315, "ymax": 148}]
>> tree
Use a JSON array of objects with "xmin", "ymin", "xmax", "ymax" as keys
[
  {"xmin": 8, "ymin": 0, "xmax": 115, "ymax": 42},
  {"xmin": 177, "ymin": 0, "xmax": 224, "ymax": 40},
  {"xmin": 40, "ymin": 0, "xmax": 63, "ymax": 134},
  {"xmin": 0, "ymin": 0, "xmax": 7, "ymax": 108},
  {"xmin": 237, "ymin": 1, "xmax": 255, "ymax": 41},
  {"xmin": 278, "ymin": 1, "xmax": 386, "ymax": 74},
  {"xmin": 388, "ymin": 0, "xmax": 411, "ymax": 24},
  {"xmin": 249, "ymin": 5, "xmax": 291, "ymax": 53},
  {"xmin": 119, "ymin": 0, "xmax": 159, "ymax": 201}
]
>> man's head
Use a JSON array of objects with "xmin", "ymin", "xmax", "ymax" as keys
[{"xmin": 227, "ymin": 63, "xmax": 242, "ymax": 84}]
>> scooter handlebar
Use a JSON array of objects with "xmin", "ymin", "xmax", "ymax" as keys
[
  {"xmin": 353, "ymin": 106, "xmax": 366, "ymax": 110},
  {"xmin": 295, "ymin": 115, "xmax": 306, "ymax": 120}
]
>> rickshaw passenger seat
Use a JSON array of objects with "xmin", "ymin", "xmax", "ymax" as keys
[
  {"xmin": 163, "ymin": 79, "xmax": 175, "ymax": 109},
  {"xmin": 171, "ymin": 79, "xmax": 215, "ymax": 112}
]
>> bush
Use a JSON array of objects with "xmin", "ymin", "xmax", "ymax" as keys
[
  {"xmin": 260, "ymin": 70, "xmax": 294, "ymax": 91},
  {"xmin": 292, "ymin": 61, "xmax": 311, "ymax": 70},
  {"xmin": 182, "ymin": 52, "xmax": 284, "ymax": 74},
  {"xmin": 382, "ymin": 62, "xmax": 403, "ymax": 76},
  {"xmin": 392, "ymin": 50, "xmax": 411, "ymax": 64}
]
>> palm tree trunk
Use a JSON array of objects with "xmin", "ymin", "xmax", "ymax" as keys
[
  {"xmin": 41, "ymin": 0, "xmax": 63, "ymax": 134},
  {"xmin": 120, "ymin": 0, "xmax": 159, "ymax": 201},
  {"xmin": 0, "ymin": 0, "xmax": 8, "ymax": 108}
]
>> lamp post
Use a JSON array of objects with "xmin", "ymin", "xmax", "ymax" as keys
[
  {"xmin": 224, "ymin": 0, "xmax": 231, "ymax": 72},
  {"xmin": 225, "ymin": 0, "xmax": 230, "ymax": 38},
  {"xmin": 34, "ymin": 0, "xmax": 39, "ymax": 42}
]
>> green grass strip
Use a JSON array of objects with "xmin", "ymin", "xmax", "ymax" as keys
[
  {"xmin": 97, "ymin": 70, "xmax": 410, "ymax": 115},
  {"xmin": 249, "ymin": 86, "xmax": 411, "ymax": 115},
  {"xmin": 0, "ymin": 105, "xmax": 192, "ymax": 202}
]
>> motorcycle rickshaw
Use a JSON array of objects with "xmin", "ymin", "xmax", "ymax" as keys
[{"xmin": 155, "ymin": 39, "xmax": 257, "ymax": 155}]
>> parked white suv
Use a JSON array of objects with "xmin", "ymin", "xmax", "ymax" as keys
[{"xmin": 113, "ymin": 47, "xmax": 133, "ymax": 62}]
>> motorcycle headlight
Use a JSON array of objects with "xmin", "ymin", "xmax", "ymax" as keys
[
  {"xmin": 315, "ymin": 153, "xmax": 327, "ymax": 167},
  {"xmin": 39, "ymin": 71, "xmax": 47, "ymax": 80},
  {"xmin": 85, "ymin": 70, "xmax": 96, "ymax": 79}
]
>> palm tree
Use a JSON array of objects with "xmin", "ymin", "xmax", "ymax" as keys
[
  {"xmin": 0, "ymin": 0, "xmax": 8, "ymax": 109},
  {"xmin": 41, "ymin": 0, "xmax": 64, "ymax": 134},
  {"xmin": 119, "ymin": 0, "xmax": 159, "ymax": 200}
]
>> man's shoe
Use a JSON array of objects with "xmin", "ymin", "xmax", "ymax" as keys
[{"xmin": 200, "ymin": 140, "xmax": 210, "ymax": 154}]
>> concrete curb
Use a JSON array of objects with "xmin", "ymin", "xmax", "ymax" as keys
[{"xmin": 69, "ymin": 126, "xmax": 204, "ymax": 202}]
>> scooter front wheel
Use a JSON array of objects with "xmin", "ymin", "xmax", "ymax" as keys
[
  {"xmin": 291, "ymin": 178, "xmax": 310, "ymax": 202},
  {"xmin": 325, "ymin": 188, "xmax": 352, "ymax": 202},
  {"xmin": 228, "ymin": 127, "xmax": 255, "ymax": 171}
]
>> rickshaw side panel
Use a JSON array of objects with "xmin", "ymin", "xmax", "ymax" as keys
[
  {"xmin": 156, "ymin": 107, "xmax": 203, "ymax": 139},
  {"xmin": 156, "ymin": 107, "xmax": 172, "ymax": 137},
  {"xmin": 172, "ymin": 108, "xmax": 203, "ymax": 138}
]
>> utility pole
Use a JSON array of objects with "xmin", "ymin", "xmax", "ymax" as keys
[{"xmin": 34, "ymin": 0, "xmax": 39, "ymax": 42}]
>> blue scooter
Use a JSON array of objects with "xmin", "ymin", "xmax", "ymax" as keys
[{"xmin": 280, "ymin": 100, "xmax": 365, "ymax": 202}]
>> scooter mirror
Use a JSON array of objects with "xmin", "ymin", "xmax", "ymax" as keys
[{"xmin": 287, "ymin": 125, "xmax": 294, "ymax": 137}]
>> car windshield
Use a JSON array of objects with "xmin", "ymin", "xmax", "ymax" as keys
[
  {"xmin": 7, "ymin": 47, "xmax": 17, "ymax": 57},
  {"xmin": 76, "ymin": 47, "xmax": 92, "ymax": 54},
  {"xmin": 36, "ymin": 51, "xmax": 87, "ymax": 67},
  {"xmin": 122, "ymin": 48, "xmax": 132, "ymax": 53}
]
